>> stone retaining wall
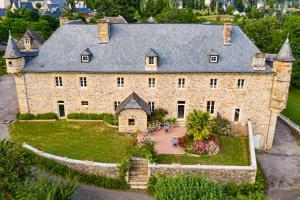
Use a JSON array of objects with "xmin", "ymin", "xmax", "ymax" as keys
[
  {"xmin": 148, "ymin": 121, "xmax": 257, "ymax": 184},
  {"xmin": 22, "ymin": 143, "xmax": 120, "ymax": 179},
  {"xmin": 278, "ymin": 114, "xmax": 300, "ymax": 136}
]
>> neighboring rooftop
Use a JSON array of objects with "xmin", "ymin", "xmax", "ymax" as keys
[
  {"xmin": 23, "ymin": 24, "xmax": 273, "ymax": 73},
  {"xmin": 116, "ymin": 92, "xmax": 151, "ymax": 115},
  {"xmin": 105, "ymin": 15, "xmax": 127, "ymax": 24}
]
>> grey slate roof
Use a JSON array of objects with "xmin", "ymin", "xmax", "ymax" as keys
[
  {"xmin": 81, "ymin": 48, "xmax": 92, "ymax": 55},
  {"xmin": 25, "ymin": 29, "xmax": 45, "ymax": 44},
  {"xmin": 146, "ymin": 49, "xmax": 158, "ymax": 57},
  {"xmin": 4, "ymin": 33, "xmax": 22, "ymax": 59},
  {"xmin": 116, "ymin": 92, "xmax": 151, "ymax": 115},
  {"xmin": 274, "ymin": 37, "xmax": 295, "ymax": 62},
  {"xmin": 23, "ymin": 24, "xmax": 273, "ymax": 73}
]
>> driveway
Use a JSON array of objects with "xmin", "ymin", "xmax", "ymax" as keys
[
  {"xmin": 74, "ymin": 184, "xmax": 153, "ymax": 200},
  {"xmin": 257, "ymin": 119, "xmax": 300, "ymax": 200},
  {"xmin": 0, "ymin": 75, "xmax": 19, "ymax": 139}
]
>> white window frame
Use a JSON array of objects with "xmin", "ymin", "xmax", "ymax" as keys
[
  {"xmin": 114, "ymin": 101, "xmax": 120, "ymax": 111},
  {"xmin": 178, "ymin": 78, "xmax": 185, "ymax": 89},
  {"xmin": 207, "ymin": 101, "xmax": 215, "ymax": 114},
  {"xmin": 149, "ymin": 56, "xmax": 154, "ymax": 65},
  {"xmin": 210, "ymin": 79, "xmax": 217, "ymax": 89},
  {"xmin": 24, "ymin": 38, "xmax": 30, "ymax": 44},
  {"xmin": 148, "ymin": 102, "xmax": 155, "ymax": 112},
  {"xmin": 55, "ymin": 77, "xmax": 62, "ymax": 87},
  {"xmin": 117, "ymin": 77, "xmax": 124, "ymax": 88},
  {"xmin": 81, "ymin": 55, "xmax": 89, "ymax": 63},
  {"xmin": 237, "ymin": 79, "xmax": 245, "ymax": 89},
  {"xmin": 210, "ymin": 55, "xmax": 218, "ymax": 63},
  {"xmin": 81, "ymin": 101, "xmax": 88, "ymax": 106},
  {"xmin": 80, "ymin": 77, "xmax": 87, "ymax": 88},
  {"xmin": 148, "ymin": 78, "xmax": 156, "ymax": 88}
]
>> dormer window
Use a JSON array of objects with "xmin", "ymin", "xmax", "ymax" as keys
[
  {"xmin": 81, "ymin": 48, "xmax": 92, "ymax": 63},
  {"xmin": 209, "ymin": 49, "xmax": 219, "ymax": 63},
  {"xmin": 24, "ymin": 38, "xmax": 30, "ymax": 44},
  {"xmin": 145, "ymin": 49, "xmax": 158, "ymax": 71}
]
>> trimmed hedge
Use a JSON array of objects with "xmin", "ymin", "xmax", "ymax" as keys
[
  {"xmin": 67, "ymin": 113, "xmax": 118, "ymax": 126},
  {"xmin": 17, "ymin": 113, "xmax": 58, "ymax": 120},
  {"xmin": 23, "ymin": 149, "xmax": 129, "ymax": 190}
]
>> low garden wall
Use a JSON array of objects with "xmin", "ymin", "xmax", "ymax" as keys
[
  {"xmin": 278, "ymin": 114, "xmax": 300, "ymax": 136},
  {"xmin": 22, "ymin": 143, "xmax": 120, "ymax": 179},
  {"xmin": 148, "ymin": 121, "xmax": 257, "ymax": 184}
]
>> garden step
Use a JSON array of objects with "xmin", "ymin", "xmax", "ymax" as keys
[
  {"xmin": 176, "ymin": 120, "xmax": 185, "ymax": 127},
  {"xmin": 132, "ymin": 166, "xmax": 148, "ymax": 170},
  {"xmin": 129, "ymin": 175, "xmax": 148, "ymax": 180},
  {"xmin": 129, "ymin": 181, "xmax": 148, "ymax": 190},
  {"xmin": 129, "ymin": 171, "xmax": 148, "ymax": 176}
]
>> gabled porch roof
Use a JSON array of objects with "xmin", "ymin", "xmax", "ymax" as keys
[{"xmin": 115, "ymin": 92, "xmax": 151, "ymax": 115}]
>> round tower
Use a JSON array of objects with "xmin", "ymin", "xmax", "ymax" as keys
[
  {"xmin": 4, "ymin": 31, "xmax": 25, "ymax": 74},
  {"xmin": 265, "ymin": 36, "xmax": 294, "ymax": 150}
]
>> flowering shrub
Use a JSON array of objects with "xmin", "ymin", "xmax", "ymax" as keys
[
  {"xmin": 180, "ymin": 135, "xmax": 220, "ymax": 155},
  {"xmin": 178, "ymin": 135, "xmax": 190, "ymax": 148}
]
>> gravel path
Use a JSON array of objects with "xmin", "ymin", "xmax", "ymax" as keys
[
  {"xmin": 0, "ymin": 75, "xmax": 19, "ymax": 139},
  {"xmin": 257, "ymin": 119, "xmax": 300, "ymax": 200}
]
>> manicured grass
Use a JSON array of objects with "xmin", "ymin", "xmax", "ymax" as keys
[
  {"xmin": 10, "ymin": 121, "xmax": 136, "ymax": 163},
  {"xmin": 157, "ymin": 135, "xmax": 250, "ymax": 165},
  {"xmin": 282, "ymin": 88, "xmax": 300, "ymax": 126}
]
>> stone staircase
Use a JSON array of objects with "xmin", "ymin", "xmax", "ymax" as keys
[
  {"xmin": 176, "ymin": 119, "xmax": 186, "ymax": 127},
  {"xmin": 128, "ymin": 157, "xmax": 149, "ymax": 189}
]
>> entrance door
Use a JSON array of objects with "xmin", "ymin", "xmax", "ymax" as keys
[
  {"xmin": 177, "ymin": 101, "xmax": 185, "ymax": 119},
  {"xmin": 57, "ymin": 101, "xmax": 65, "ymax": 118}
]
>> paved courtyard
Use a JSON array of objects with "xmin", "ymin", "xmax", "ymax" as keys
[
  {"xmin": 137, "ymin": 126, "xmax": 186, "ymax": 154},
  {"xmin": 0, "ymin": 75, "xmax": 19, "ymax": 139}
]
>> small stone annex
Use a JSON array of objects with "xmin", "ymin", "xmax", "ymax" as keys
[{"xmin": 4, "ymin": 20, "xmax": 294, "ymax": 150}]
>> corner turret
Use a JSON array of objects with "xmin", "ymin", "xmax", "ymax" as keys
[{"xmin": 4, "ymin": 31, "xmax": 25, "ymax": 74}]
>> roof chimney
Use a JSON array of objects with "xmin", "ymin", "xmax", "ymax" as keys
[
  {"xmin": 98, "ymin": 19, "xmax": 110, "ymax": 43},
  {"xmin": 223, "ymin": 23, "xmax": 232, "ymax": 46}
]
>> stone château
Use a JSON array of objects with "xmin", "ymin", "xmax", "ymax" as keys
[{"xmin": 4, "ymin": 20, "xmax": 294, "ymax": 150}]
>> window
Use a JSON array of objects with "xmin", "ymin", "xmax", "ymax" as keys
[
  {"xmin": 114, "ymin": 101, "xmax": 120, "ymax": 111},
  {"xmin": 80, "ymin": 77, "xmax": 87, "ymax": 87},
  {"xmin": 24, "ymin": 38, "xmax": 30, "ymax": 44},
  {"xmin": 81, "ymin": 55, "xmax": 90, "ymax": 63},
  {"xmin": 128, "ymin": 119, "xmax": 135, "ymax": 125},
  {"xmin": 178, "ymin": 78, "xmax": 185, "ymax": 88},
  {"xmin": 210, "ymin": 79, "xmax": 217, "ymax": 89},
  {"xmin": 148, "ymin": 102, "xmax": 155, "ymax": 112},
  {"xmin": 81, "ymin": 101, "xmax": 88, "ymax": 106},
  {"xmin": 237, "ymin": 79, "xmax": 245, "ymax": 89},
  {"xmin": 149, "ymin": 57, "xmax": 154, "ymax": 65},
  {"xmin": 8, "ymin": 61, "xmax": 12, "ymax": 67},
  {"xmin": 234, "ymin": 108, "xmax": 240, "ymax": 122},
  {"xmin": 117, "ymin": 77, "xmax": 124, "ymax": 88},
  {"xmin": 55, "ymin": 77, "xmax": 62, "ymax": 87},
  {"xmin": 148, "ymin": 78, "xmax": 155, "ymax": 88},
  {"xmin": 207, "ymin": 101, "xmax": 215, "ymax": 114},
  {"xmin": 210, "ymin": 55, "xmax": 218, "ymax": 63}
]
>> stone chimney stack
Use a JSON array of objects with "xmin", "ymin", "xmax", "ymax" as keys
[
  {"xmin": 98, "ymin": 19, "xmax": 110, "ymax": 43},
  {"xmin": 223, "ymin": 23, "xmax": 232, "ymax": 46},
  {"xmin": 59, "ymin": 17, "xmax": 69, "ymax": 26},
  {"xmin": 252, "ymin": 53, "xmax": 266, "ymax": 71}
]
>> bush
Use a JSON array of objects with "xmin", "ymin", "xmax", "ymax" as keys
[
  {"xmin": 211, "ymin": 116, "xmax": 233, "ymax": 136},
  {"xmin": 164, "ymin": 118, "xmax": 177, "ymax": 126},
  {"xmin": 186, "ymin": 110, "xmax": 211, "ymax": 141},
  {"xmin": 148, "ymin": 108, "xmax": 168, "ymax": 124},
  {"xmin": 17, "ymin": 112, "xmax": 58, "ymax": 120},
  {"xmin": 15, "ymin": 172, "xmax": 78, "ymax": 200},
  {"xmin": 147, "ymin": 176, "xmax": 157, "ymax": 194},
  {"xmin": 118, "ymin": 157, "xmax": 132, "ymax": 180},
  {"xmin": 67, "ymin": 113, "xmax": 118, "ymax": 125},
  {"xmin": 154, "ymin": 175, "xmax": 227, "ymax": 200},
  {"xmin": 24, "ymin": 150, "xmax": 129, "ymax": 190},
  {"xmin": 133, "ymin": 142, "xmax": 157, "ymax": 163}
]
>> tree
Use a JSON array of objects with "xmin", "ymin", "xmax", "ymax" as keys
[
  {"xmin": 234, "ymin": 0, "xmax": 244, "ymax": 12},
  {"xmin": 226, "ymin": 4, "xmax": 235, "ymax": 14},
  {"xmin": 185, "ymin": 110, "xmax": 211, "ymax": 141},
  {"xmin": 35, "ymin": 2, "xmax": 42, "ymax": 9},
  {"xmin": 155, "ymin": 8, "xmax": 203, "ymax": 23}
]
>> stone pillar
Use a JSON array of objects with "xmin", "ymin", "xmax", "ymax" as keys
[
  {"xmin": 15, "ymin": 74, "xmax": 30, "ymax": 113},
  {"xmin": 59, "ymin": 17, "xmax": 69, "ymax": 26},
  {"xmin": 98, "ymin": 19, "xmax": 110, "ymax": 43}
]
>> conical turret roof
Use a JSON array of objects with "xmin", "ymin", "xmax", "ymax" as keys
[
  {"xmin": 4, "ymin": 31, "xmax": 22, "ymax": 59},
  {"xmin": 274, "ymin": 36, "xmax": 295, "ymax": 62}
]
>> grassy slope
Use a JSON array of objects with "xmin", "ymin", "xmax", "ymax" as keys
[
  {"xmin": 157, "ymin": 135, "xmax": 250, "ymax": 165},
  {"xmin": 282, "ymin": 88, "xmax": 300, "ymax": 126},
  {"xmin": 10, "ymin": 121, "xmax": 136, "ymax": 163}
]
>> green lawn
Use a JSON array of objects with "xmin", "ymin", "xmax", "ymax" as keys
[
  {"xmin": 157, "ymin": 136, "xmax": 250, "ymax": 166},
  {"xmin": 10, "ymin": 121, "xmax": 136, "ymax": 163},
  {"xmin": 10, "ymin": 121, "xmax": 250, "ymax": 165},
  {"xmin": 282, "ymin": 88, "xmax": 300, "ymax": 126}
]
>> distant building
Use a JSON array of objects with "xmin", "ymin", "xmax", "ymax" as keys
[
  {"xmin": 0, "ymin": 0, "xmax": 10, "ymax": 9},
  {"xmin": 257, "ymin": 0, "xmax": 265, "ymax": 9},
  {"xmin": 105, "ymin": 15, "xmax": 128, "ymax": 24},
  {"xmin": 11, "ymin": 1, "xmax": 34, "ymax": 11}
]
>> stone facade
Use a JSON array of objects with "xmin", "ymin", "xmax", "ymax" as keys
[
  {"xmin": 118, "ymin": 109, "xmax": 147, "ymax": 132},
  {"xmin": 15, "ymin": 71, "xmax": 282, "ymax": 149},
  {"xmin": 149, "ymin": 166, "xmax": 256, "ymax": 184}
]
